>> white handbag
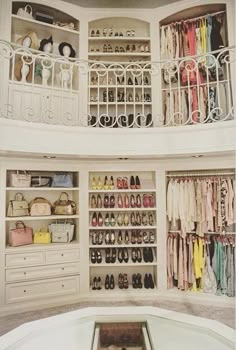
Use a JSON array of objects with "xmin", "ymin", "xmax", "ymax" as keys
[
  {"xmin": 49, "ymin": 222, "xmax": 74, "ymax": 243},
  {"xmin": 30, "ymin": 197, "xmax": 52, "ymax": 216},
  {"xmin": 10, "ymin": 171, "xmax": 31, "ymax": 187},
  {"xmin": 17, "ymin": 5, "xmax": 33, "ymax": 19},
  {"xmin": 7, "ymin": 193, "xmax": 29, "ymax": 217}
]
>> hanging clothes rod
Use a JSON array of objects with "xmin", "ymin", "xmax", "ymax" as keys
[
  {"xmin": 167, "ymin": 172, "xmax": 235, "ymax": 177},
  {"xmin": 161, "ymin": 10, "xmax": 226, "ymax": 28},
  {"xmin": 168, "ymin": 230, "xmax": 236, "ymax": 235}
]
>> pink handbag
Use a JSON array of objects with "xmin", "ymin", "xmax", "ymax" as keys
[{"xmin": 9, "ymin": 221, "xmax": 33, "ymax": 247}]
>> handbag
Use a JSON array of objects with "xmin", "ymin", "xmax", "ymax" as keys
[
  {"xmin": 30, "ymin": 197, "xmax": 52, "ymax": 216},
  {"xmin": 33, "ymin": 228, "xmax": 51, "ymax": 244},
  {"xmin": 52, "ymin": 192, "xmax": 76, "ymax": 215},
  {"xmin": 9, "ymin": 221, "xmax": 33, "ymax": 247},
  {"xmin": 10, "ymin": 171, "xmax": 31, "ymax": 187},
  {"xmin": 51, "ymin": 173, "xmax": 73, "ymax": 188},
  {"xmin": 31, "ymin": 176, "xmax": 52, "ymax": 187},
  {"xmin": 7, "ymin": 193, "xmax": 29, "ymax": 217},
  {"xmin": 49, "ymin": 222, "xmax": 74, "ymax": 243},
  {"xmin": 17, "ymin": 5, "xmax": 33, "ymax": 19}
]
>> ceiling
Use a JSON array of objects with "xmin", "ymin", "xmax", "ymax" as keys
[{"xmin": 62, "ymin": 0, "xmax": 180, "ymax": 8}]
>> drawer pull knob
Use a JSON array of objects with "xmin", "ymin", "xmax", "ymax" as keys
[
  {"xmin": 24, "ymin": 290, "xmax": 27, "ymax": 293},
  {"xmin": 62, "ymin": 284, "xmax": 64, "ymax": 288},
  {"xmin": 24, "ymin": 272, "xmax": 27, "ymax": 275},
  {"xmin": 24, "ymin": 257, "xmax": 26, "ymax": 260},
  {"xmin": 61, "ymin": 267, "xmax": 64, "ymax": 270},
  {"xmin": 61, "ymin": 254, "xmax": 64, "ymax": 257}
]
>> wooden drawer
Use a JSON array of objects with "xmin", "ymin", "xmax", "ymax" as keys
[
  {"xmin": 5, "ymin": 252, "xmax": 44, "ymax": 268},
  {"xmin": 6, "ymin": 262, "xmax": 80, "ymax": 282},
  {"xmin": 6, "ymin": 276, "xmax": 80, "ymax": 303},
  {"xmin": 45, "ymin": 249, "xmax": 79, "ymax": 264}
]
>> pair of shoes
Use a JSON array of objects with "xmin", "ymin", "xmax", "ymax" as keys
[
  {"xmin": 118, "ymin": 273, "xmax": 129, "ymax": 289},
  {"xmin": 91, "ymin": 176, "xmax": 103, "ymax": 190},
  {"xmin": 117, "ymin": 230, "xmax": 129, "ymax": 244},
  {"xmin": 117, "ymin": 213, "xmax": 129, "ymax": 226},
  {"xmin": 103, "ymin": 175, "xmax": 114, "ymax": 190},
  {"xmin": 91, "ymin": 249, "xmax": 102, "ymax": 263},
  {"xmin": 104, "ymin": 230, "xmax": 115, "ymax": 244},
  {"xmin": 91, "ymin": 231, "xmax": 103, "ymax": 245},
  {"xmin": 90, "ymin": 76, "xmax": 98, "ymax": 85},
  {"xmin": 144, "ymin": 76, "xmax": 150, "ymax": 85},
  {"xmin": 131, "ymin": 247, "xmax": 142, "ymax": 262},
  {"xmin": 143, "ymin": 247, "xmax": 154, "ymax": 262},
  {"xmin": 132, "ymin": 273, "xmax": 142, "ymax": 288},
  {"xmin": 130, "ymin": 175, "xmax": 141, "ymax": 189},
  {"xmin": 104, "ymin": 194, "xmax": 115, "ymax": 208},
  {"xmin": 144, "ymin": 273, "xmax": 155, "ymax": 289},
  {"xmin": 105, "ymin": 274, "xmax": 115, "ymax": 289},
  {"xmin": 143, "ymin": 194, "xmax": 155, "ymax": 208},
  {"xmin": 138, "ymin": 212, "xmax": 155, "ymax": 226},
  {"xmin": 131, "ymin": 230, "xmax": 143, "ymax": 244},
  {"xmin": 130, "ymin": 194, "xmax": 142, "ymax": 208},
  {"xmin": 118, "ymin": 194, "xmax": 130, "ymax": 208},
  {"xmin": 139, "ymin": 44, "xmax": 149, "ymax": 52},
  {"xmin": 117, "ymin": 177, "xmax": 128, "ymax": 189},
  {"xmin": 105, "ymin": 248, "xmax": 116, "ymax": 263},
  {"xmin": 92, "ymin": 276, "xmax": 102, "ymax": 290},
  {"xmin": 130, "ymin": 212, "xmax": 141, "ymax": 226},
  {"xmin": 118, "ymin": 248, "xmax": 129, "ymax": 263},
  {"xmin": 91, "ymin": 212, "xmax": 103, "ymax": 226},
  {"xmin": 117, "ymin": 76, "xmax": 125, "ymax": 85},
  {"xmin": 90, "ymin": 194, "xmax": 102, "ymax": 208},
  {"xmin": 105, "ymin": 213, "xmax": 116, "ymax": 226},
  {"xmin": 126, "ymin": 29, "xmax": 135, "ymax": 37},
  {"xmin": 143, "ymin": 231, "xmax": 155, "ymax": 244}
]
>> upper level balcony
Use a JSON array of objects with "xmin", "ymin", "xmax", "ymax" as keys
[{"xmin": 0, "ymin": 39, "xmax": 235, "ymax": 157}]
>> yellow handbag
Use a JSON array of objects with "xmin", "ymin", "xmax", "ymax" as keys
[{"xmin": 33, "ymin": 228, "xmax": 51, "ymax": 244}]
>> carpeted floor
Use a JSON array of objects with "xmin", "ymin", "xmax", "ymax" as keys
[{"xmin": 0, "ymin": 300, "xmax": 235, "ymax": 336}]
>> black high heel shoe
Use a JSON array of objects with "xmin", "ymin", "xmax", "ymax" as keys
[
  {"xmin": 105, "ymin": 248, "xmax": 111, "ymax": 263},
  {"xmin": 131, "ymin": 248, "xmax": 137, "ymax": 262},
  {"xmin": 92, "ymin": 277, "xmax": 97, "ymax": 290},
  {"xmin": 136, "ymin": 273, "xmax": 142, "ymax": 288},
  {"xmin": 136, "ymin": 248, "xmax": 142, "ymax": 263},
  {"xmin": 111, "ymin": 248, "xmax": 116, "ymax": 263},
  {"xmin": 123, "ymin": 247, "xmax": 129, "ymax": 263},
  {"xmin": 118, "ymin": 248, "xmax": 123, "ymax": 263},
  {"xmin": 110, "ymin": 274, "xmax": 115, "ymax": 289},
  {"xmin": 118, "ymin": 273, "xmax": 124, "ymax": 289},
  {"xmin": 123, "ymin": 273, "xmax": 129, "ymax": 289},
  {"xmin": 135, "ymin": 175, "xmax": 141, "ymax": 189},
  {"xmin": 148, "ymin": 247, "xmax": 154, "ymax": 262},
  {"xmin": 91, "ymin": 249, "xmax": 97, "ymax": 263},
  {"xmin": 132, "ymin": 273, "xmax": 137, "ymax": 288},
  {"xmin": 97, "ymin": 249, "xmax": 102, "ymax": 263},
  {"xmin": 97, "ymin": 276, "xmax": 102, "ymax": 290},
  {"xmin": 105, "ymin": 274, "xmax": 110, "ymax": 289}
]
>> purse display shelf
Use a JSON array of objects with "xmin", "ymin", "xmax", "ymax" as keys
[
  {"xmin": 12, "ymin": 14, "xmax": 80, "ymax": 36},
  {"xmin": 6, "ymin": 187, "xmax": 79, "ymax": 191},
  {"xmin": 88, "ymin": 52, "xmax": 151, "ymax": 57},
  {"xmin": 6, "ymin": 214, "xmax": 80, "ymax": 221},
  {"xmin": 9, "ymin": 80, "xmax": 80, "ymax": 94},
  {"xmin": 5, "ymin": 240, "xmax": 80, "ymax": 251}
]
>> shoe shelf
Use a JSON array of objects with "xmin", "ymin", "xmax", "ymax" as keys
[
  {"xmin": 88, "ymin": 189, "xmax": 155, "ymax": 193},
  {"xmin": 6, "ymin": 215, "xmax": 80, "ymax": 221},
  {"xmin": 6, "ymin": 187, "xmax": 79, "ymax": 191},
  {"xmin": 88, "ymin": 52, "xmax": 151, "ymax": 56},
  {"xmin": 89, "ymin": 244, "xmax": 156, "ymax": 248},
  {"xmin": 89, "ymin": 262, "xmax": 156, "ymax": 267},
  {"xmin": 89, "ymin": 85, "xmax": 151, "ymax": 88},
  {"xmin": 89, "ymin": 208, "xmax": 156, "ymax": 212},
  {"xmin": 89, "ymin": 226, "xmax": 156, "ymax": 230},
  {"xmin": 89, "ymin": 102, "xmax": 152, "ymax": 105},
  {"xmin": 88, "ymin": 37, "xmax": 150, "ymax": 41}
]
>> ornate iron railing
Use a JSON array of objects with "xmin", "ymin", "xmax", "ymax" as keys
[{"xmin": 0, "ymin": 40, "xmax": 235, "ymax": 128}]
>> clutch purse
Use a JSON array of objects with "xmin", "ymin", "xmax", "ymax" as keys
[
  {"xmin": 9, "ymin": 221, "xmax": 33, "ymax": 247},
  {"xmin": 52, "ymin": 192, "xmax": 76, "ymax": 215},
  {"xmin": 31, "ymin": 176, "xmax": 52, "ymax": 187},
  {"xmin": 34, "ymin": 228, "xmax": 51, "ymax": 244}
]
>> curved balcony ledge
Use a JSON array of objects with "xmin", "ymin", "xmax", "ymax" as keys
[{"xmin": 0, "ymin": 118, "xmax": 235, "ymax": 157}]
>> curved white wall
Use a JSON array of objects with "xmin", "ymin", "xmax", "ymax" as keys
[{"xmin": 0, "ymin": 119, "xmax": 235, "ymax": 156}]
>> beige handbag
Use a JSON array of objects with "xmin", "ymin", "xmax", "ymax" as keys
[
  {"xmin": 7, "ymin": 193, "xmax": 29, "ymax": 217},
  {"xmin": 30, "ymin": 197, "xmax": 52, "ymax": 216},
  {"xmin": 17, "ymin": 4, "xmax": 33, "ymax": 19},
  {"xmin": 52, "ymin": 192, "xmax": 76, "ymax": 215},
  {"xmin": 10, "ymin": 170, "xmax": 31, "ymax": 187}
]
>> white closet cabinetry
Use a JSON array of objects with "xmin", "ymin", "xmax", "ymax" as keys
[{"xmin": 8, "ymin": 83, "xmax": 79, "ymax": 123}]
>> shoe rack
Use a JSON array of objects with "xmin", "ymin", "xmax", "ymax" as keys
[
  {"xmin": 88, "ymin": 171, "xmax": 157, "ymax": 292},
  {"xmin": 88, "ymin": 17, "xmax": 152, "ymax": 128}
]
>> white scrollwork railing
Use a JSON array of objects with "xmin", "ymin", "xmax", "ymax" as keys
[{"xmin": 0, "ymin": 40, "xmax": 235, "ymax": 128}]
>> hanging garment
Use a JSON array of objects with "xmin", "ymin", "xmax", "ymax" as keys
[
  {"xmin": 199, "ymin": 86, "xmax": 206, "ymax": 122},
  {"xmin": 200, "ymin": 18, "xmax": 207, "ymax": 56},
  {"xmin": 187, "ymin": 235, "xmax": 195, "ymax": 285},
  {"xmin": 211, "ymin": 16, "xmax": 224, "ymax": 52},
  {"xmin": 226, "ymin": 244, "xmax": 235, "ymax": 297},
  {"xmin": 227, "ymin": 178, "xmax": 234, "ymax": 226},
  {"xmin": 203, "ymin": 245, "xmax": 217, "ymax": 294},
  {"xmin": 195, "ymin": 27, "xmax": 202, "ymax": 55}
]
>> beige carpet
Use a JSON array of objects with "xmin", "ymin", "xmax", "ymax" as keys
[{"xmin": 0, "ymin": 300, "xmax": 235, "ymax": 336}]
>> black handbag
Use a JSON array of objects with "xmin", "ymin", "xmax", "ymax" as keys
[{"xmin": 31, "ymin": 176, "xmax": 52, "ymax": 187}]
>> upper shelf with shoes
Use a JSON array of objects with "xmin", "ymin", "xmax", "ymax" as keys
[{"xmin": 89, "ymin": 172, "xmax": 156, "ymax": 192}]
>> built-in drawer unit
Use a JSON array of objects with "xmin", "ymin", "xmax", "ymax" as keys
[
  {"xmin": 5, "ymin": 252, "xmax": 44, "ymax": 268},
  {"xmin": 6, "ymin": 275, "xmax": 80, "ymax": 303},
  {"xmin": 5, "ymin": 262, "xmax": 80, "ymax": 282},
  {"xmin": 45, "ymin": 249, "xmax": 80, "ymax": 264}
]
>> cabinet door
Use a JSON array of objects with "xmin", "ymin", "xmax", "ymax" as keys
[
  {"xmin": 8, "ymin": 83, "xmax": 42, "ymax": 122},
  {"xmin": 42, "ymin": 91, "xmax": 79, "ymax": 126}
]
